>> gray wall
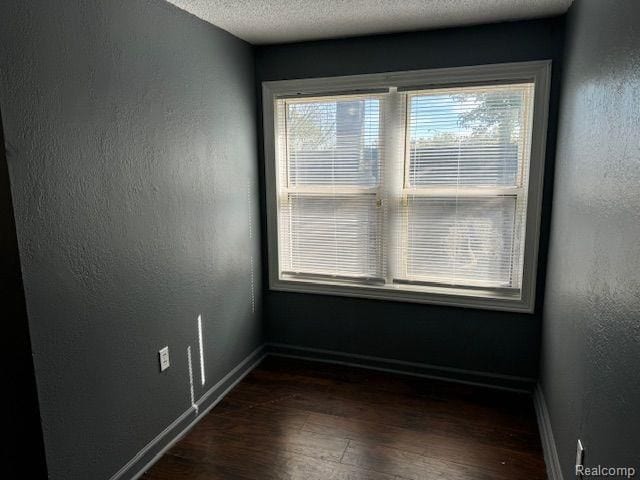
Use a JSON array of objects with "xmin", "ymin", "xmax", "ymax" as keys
[
  {"xmin": 255, "ymin": 18, "xmax": 565, "ymax": 378},
  {"xmin": 0, "ymin": 1, "xmax": 261, "ymax": 479},
  {"xmin": 540, "ymin": 0, "xmax": 640, "ymax": 476}
]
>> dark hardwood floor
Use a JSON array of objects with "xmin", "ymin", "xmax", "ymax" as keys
[{"xmin": 143, "ymin": 356, "xmax": 546, "ymax": 480}]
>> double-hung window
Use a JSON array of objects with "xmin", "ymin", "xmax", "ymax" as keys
[{"xmin": 263, "ymin": 62, "xmax": 550, "ymax": 312}]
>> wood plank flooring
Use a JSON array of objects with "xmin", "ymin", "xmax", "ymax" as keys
[{"xmin": 142, "ymin": 356, "xmax": 546, "ymax": 480}]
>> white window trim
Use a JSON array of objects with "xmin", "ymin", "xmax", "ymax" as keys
[{"xmin": 262, "ymin": 61, "xmax": 551, "ymax": 313}]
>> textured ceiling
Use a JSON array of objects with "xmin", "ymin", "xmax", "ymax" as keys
[{"xmin": 164, "ymin": 0, "xmax": 572, "ymax": 45}]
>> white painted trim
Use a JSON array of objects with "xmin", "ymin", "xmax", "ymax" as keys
[
  {"xmin": 262, "ymin": 60, "xmax": 552, "ymax": 313},
  {"xmin": 266, "ymin": 342, "xmax": 535, "ymax": 393},
  {"xmin": 533, "ymin": 383, "xmax": 564, "ymax": 480},
  {"xmin": 262, "ymin": 61, "xmax": 552, "ymax": 96},
  {"xmin": 108, "ymin": 345, "xmax": 266, "ymax": 480}
]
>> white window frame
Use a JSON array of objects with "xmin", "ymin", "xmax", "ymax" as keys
[{"xmin": 262, "ymin": 61, "xmax": 551, "ymax": 313}]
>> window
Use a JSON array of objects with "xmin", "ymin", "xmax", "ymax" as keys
[{"xmin": 263, "ymin": 62, "xmax": 550, "ymax": 312}]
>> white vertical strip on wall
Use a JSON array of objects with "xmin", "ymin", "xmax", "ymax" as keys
[
  {"xmin": 247, "ymin": 181, "xmax": 255, "ymax": 314},
  {"xmin": 186, "ymin": 346, "xmax": 197, "ymax": 413},
  {"xmin": 197, "ymin": 315, "xmax": 205, "ymax": 386}
]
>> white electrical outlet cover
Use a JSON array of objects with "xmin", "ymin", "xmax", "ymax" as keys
[{"xmin": 159, "ymin": 346, "xmax": 170, "ymax": 372}]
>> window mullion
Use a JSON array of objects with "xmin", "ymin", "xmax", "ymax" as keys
[{"xmin": 382, "ymin": 87, "xmax": 406, "ymax": 285}]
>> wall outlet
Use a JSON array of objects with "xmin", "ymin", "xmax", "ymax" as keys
[
  {"xmin": 159, "ymin": 346, "xmax": 170, "ymax": 372},
  {"xmin": 575, "ymin": 439, "xmax": 585, "ymax": 478}
]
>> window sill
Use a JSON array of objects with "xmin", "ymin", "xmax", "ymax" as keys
[{"xmin": 270, "ymin": 276, "xmax": 535, "ymax": 313}]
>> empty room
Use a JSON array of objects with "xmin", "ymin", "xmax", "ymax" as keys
[{"xmin": 2, "ymin": 0, "xmax": 639, "ymax": 479}]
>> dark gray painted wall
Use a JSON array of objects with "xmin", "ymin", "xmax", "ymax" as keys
[
  {"xmin": 0, "ymin": 111, "xmax": 48, "ymax": 476},
  {"xmin": 0, "ymin": 1, "xmax": 261, "ymax": 479},
  {"xmin": 255, "ymin": 18, "xmax": 565, "ymax": 378},
  {"xmin": 540, "ymin": 0, "xmax": 640, "ymax": 476}
]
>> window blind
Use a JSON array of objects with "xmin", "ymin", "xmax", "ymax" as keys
[
  {"xmin": 277, "ymin": 95, "xmax": 385, "ymax": 282},
  {"xmin": 402, "ymin": 196, "xmax": 518, "ymax": 288},
  {"xmin": 274, "ymin": 82, "xmax": 535, "ymax": 298},
  {"xmin": 398, "ymin": 84, "xmax": 534, "ymax": 290}
]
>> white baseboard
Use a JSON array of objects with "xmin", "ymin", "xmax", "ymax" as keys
[
  {"xmin": 265, "ymin": 342, "xmax": 536, "ymax": 393},
  {"xmin": 108, "ymin": 344, "xmax": 266, "ymax": 480},
  {"xmin": 533, "ymin": 383, "xmax": 564, "ymax": 480}
]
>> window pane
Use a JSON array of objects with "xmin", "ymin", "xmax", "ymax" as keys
[
  {"xmin": 286, "ymin": 98, "xmax": 381, "ymax": 187},
  {"xmin": 407, "ymin": 84, "xmax": 534, "ymax": 187},
  {"xmin": 404, "ymin": 196, "xmax": 519, "ymax": 288},
  {"xmin": 280, "ymin": 194, "xmax": 382, "ymax": 279}
]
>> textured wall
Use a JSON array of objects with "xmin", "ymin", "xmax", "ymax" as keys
[
  {"xmin": 540, "ymin": 0, "xmax": 640, "ymax": 477},
  {"xmin": 0, "ymin": 1, "xmax": 261, "ymax": 479},
  {"xmin": 256, "ymin": 18, "xmax": 565, "ymax": 378}
]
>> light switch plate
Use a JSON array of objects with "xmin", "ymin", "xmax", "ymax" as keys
[{"xmin": 159, "ymin": 346, "xmax": 170, "ymax": 372}]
